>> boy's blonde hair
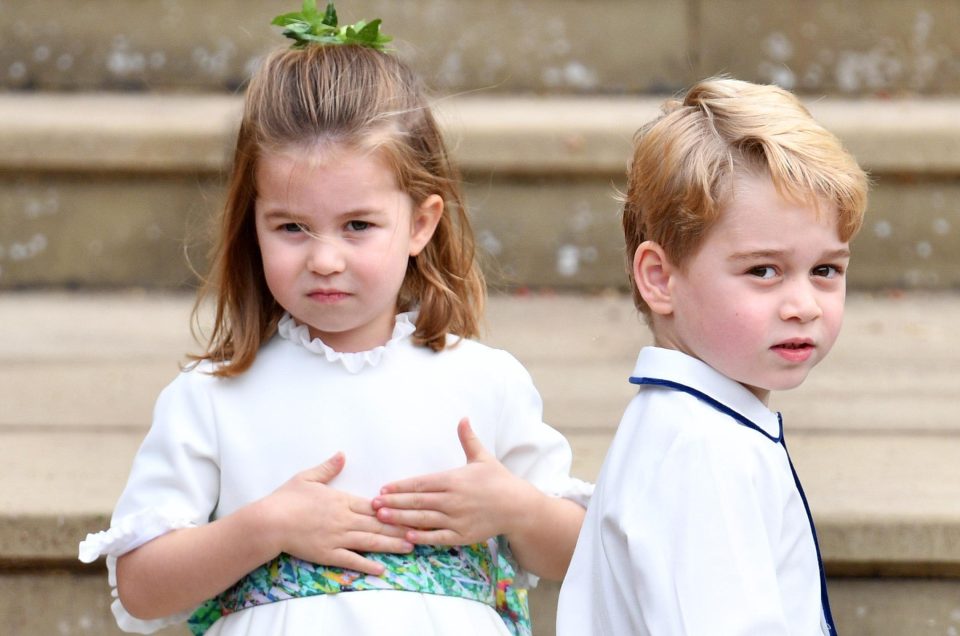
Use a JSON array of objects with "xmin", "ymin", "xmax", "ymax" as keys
[
  {"xmin": 623, "ymin": 77, "xmax": 869, "ymax": 313},
  {"xmin": 191, "ymin": 44, "xmax": 485, "ymax": 376}
]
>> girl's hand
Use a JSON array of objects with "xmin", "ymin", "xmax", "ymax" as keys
[
  {"xmin": 372, "ymin": 419, "xmax": 540, "ymax": 546},
  {"xmin": 261, "ymin": 452, "xmax": 414, "ymax": 575}
]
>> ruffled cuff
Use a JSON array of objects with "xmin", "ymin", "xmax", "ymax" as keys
[
  {"xmin": 109, "ymin": 579, "xmax": 193, "ymax": 634},
  {"xmin": 78, "ymin": 509, "xmax": 198, "ymax": 633},
  {"xmin": 548, "ymin": 477, "xmax": 594, "ymax": 509}
]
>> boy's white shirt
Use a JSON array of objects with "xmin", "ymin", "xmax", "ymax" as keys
[{"xmin": 557, "ymin": 346, "xmax": 828, "ymax": 636}]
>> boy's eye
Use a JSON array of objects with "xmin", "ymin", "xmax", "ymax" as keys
[
  {"xmin": 346, "ymin": 220, "xmax": 371, "ymax": 232},
  {"xmin": 812, "ymin": 264, "xmax": 843, "ymax": 278},
  {"xmin": 748, "ymin": 266, "xmax": 777, "ymax": 279}
]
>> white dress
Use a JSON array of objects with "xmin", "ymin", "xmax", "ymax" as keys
[
  {"xmin": 80, "ymin": 313, "xmax": 591, "ymax": 635},
  {"xmin": 557, "ymin": 346, "xmax": 831, "ymax": 635}
]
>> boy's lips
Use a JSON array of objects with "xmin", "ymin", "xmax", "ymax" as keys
[{"xmin": 770, "ymin": 338, "xmax": 815, "ymax": 362}]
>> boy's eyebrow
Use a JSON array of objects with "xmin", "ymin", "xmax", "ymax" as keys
[
  {"xmin": 728, "ymin": 247, "xmax": 851, "ymax": 261},
  {"xmin": 821, "ymin": 247, "xmax": 852, "ymax": 260}
]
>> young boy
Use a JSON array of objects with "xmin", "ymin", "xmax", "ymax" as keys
[{"xmin": 557, "ymin": 78, "xmax": 868, "ymax": 635}]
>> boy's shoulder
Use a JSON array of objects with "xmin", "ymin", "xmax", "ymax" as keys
[
  {"xmin": 628, "ymin": 346, "xmax": 782, "ymax": 442},
  {"xmin": 603, "ymin": 379, "xmax": 790, "ymax": 507},
  {"xmin": 622, "ymin": 380, "xmax": 753, "ymax": 444}
]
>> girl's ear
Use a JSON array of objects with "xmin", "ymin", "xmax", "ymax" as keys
[
  {"xmin": 408, "ymin": 194, "xmax": 444, "ymax": 256},
  {"xmin": 633, "ymin": 241, "xmax": 675, "ymax": 315}
]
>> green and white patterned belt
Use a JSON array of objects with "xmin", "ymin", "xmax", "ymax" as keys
[{"xmin": 188, "ymin": 539, "xmax": 531, "ymax": 635}]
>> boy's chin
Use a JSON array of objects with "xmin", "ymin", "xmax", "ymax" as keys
[
  {"xmin": 750, "ymin": 374, "xmax": 811, "ymax": 395},
  {"xmin": 739, "ymin": 370, "xmax": 816, "ymax": 400}
]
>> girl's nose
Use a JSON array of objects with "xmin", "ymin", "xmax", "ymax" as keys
[
  {"xmin": 780, "ymin": 281, "xmax": 823, "ymax": 323},
  {"xmin": 306, "ymin": 238, "xmax": 346, "ymax": 275}
]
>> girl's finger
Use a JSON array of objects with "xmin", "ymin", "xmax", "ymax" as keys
[
  {"xmin": 457, "ymin": 418, "xmax": 492, "ymax": 463},
  {"xmin": 375, "ymin": 507, "xmax": 449, "ymax": 530},
  {"xmin": 372, "ymin": 492, "xmax": 446, "ymax": 511},
  {"xmin": 405, "ymin": 528, "xmax": 463, "ymax": 546},
  {"xmin": 346, "ymin": 495, "xmax": 378, "ymax": 516},
  {"xmin": 301, "ymin": 452, "xmax": 346, "ymax": 484},
  {"xmin": 379, "ymin": 473, "xmax": 447, "ymax": 495},
  {"xmin": 326, "ymin": 548, "xmax": 388, "ymax": 576},
  {"xmin": 352, "ymin": 514, "xmax": 413, "ymax": 539},
  {"xmin": 345, "ymin": 532, "xmax": 414, "ymax": 555}
]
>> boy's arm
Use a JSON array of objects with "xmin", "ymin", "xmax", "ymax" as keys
[
  {"xmin": 619, "ymin": 430, "xmax": 794, "ymax": 634},
  {"xmin": 374, "ymin": 419, "xmax": 585, "ymax": 580}
]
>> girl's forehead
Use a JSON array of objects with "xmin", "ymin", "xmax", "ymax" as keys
[
  {"xmin": 257, "ymin": 143, "xmax": 396, "ymax": 181},
  {"xmin": 262, "ymin": 141, "xmax": 366, "ymax": 168},
  {"xmin": 254, "ymin": 143, "xmax": 407, "ymax": 208}
]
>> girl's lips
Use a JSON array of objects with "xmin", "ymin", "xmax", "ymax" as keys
[
  {"xmin": 771, "ymin": 340, "xmax": 815, "ymax": 362},
  {"xmin": 308, "ymin": 290, "xmax": 349, "ymax": 303}
]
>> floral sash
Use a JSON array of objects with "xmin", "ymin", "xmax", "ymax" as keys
[{"xmin": 188, "ymin": 539, "xmax": 530, "ymax": 635}]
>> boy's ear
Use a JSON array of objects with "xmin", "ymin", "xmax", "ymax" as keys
[
  {"xmin": 633, "ymin": 241, "xmax": 675, "ymax": 315},
  {"xmin": 408, "ymin": 194, "xmax": 444, "ymax": 256}
]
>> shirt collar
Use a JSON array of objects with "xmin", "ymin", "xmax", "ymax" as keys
[
  {"xmin": 630, "ymin": 346, "xmax": 783, "ymax": 442},
  {"xmin": 276, "ymin": 311, "xmax": 417, "ymax": 374}
]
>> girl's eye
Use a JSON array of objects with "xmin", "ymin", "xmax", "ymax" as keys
[
  {"xmin": 280, "ymin": 222, "xmax": 304, "ymax": 233},
  {"xmin": 813, "ymin": 264, "xmax": 843, "ymax": 278},
  {"xmin": 346, "ymin": 220, "xmax": 371, "ymax": 232},
  {"xmin": 748, "ymin": 266, "xmax": 777, "ymax": 280}
]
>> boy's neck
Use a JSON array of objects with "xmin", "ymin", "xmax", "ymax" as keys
[{"xmin": 649, "ymin": 337, "xmax": 772, "ymax": 406}]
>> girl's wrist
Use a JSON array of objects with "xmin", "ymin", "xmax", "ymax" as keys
[
  {"xmin": 502, "ymin": 479, "xmax": 546, "ymax": 539},
  {"xmin": 242, "ymin": 495, "xmax": 285, "ymax": 559}
]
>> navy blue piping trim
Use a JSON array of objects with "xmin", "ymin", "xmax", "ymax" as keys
[
  {"xmin": 629, "ymin": 376, "xmax": 782, "ymax": 443},
  {"xmin": 629, "ymin": 375, "xmax": 836, "ymax": 634},
  {"xmin": 783, "ymin": 435, "xmax": 837, "ymax": 633}
]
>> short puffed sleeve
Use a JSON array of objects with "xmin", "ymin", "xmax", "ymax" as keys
[
  {"xmin": 489, "ymin": 349, "xmax": 593, "ymax": 507},
  {"xmin": 78, "ymin": 367, "xmax": 221, "ymax": 632}
]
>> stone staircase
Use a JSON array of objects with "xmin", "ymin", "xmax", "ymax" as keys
[{"xmin": 2, "ymin": 1, "xmax": 960, "ymax": 635}]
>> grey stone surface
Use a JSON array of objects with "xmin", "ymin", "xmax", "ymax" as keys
[
  {"xmin": 7, "ymin": 573, "xmax": 960, "ymax": 636},
  {"xmin": 829, "ymin": 578, "xmax": 960, "ymax": 634},
  {"xmin": 0, "ymin": 174, "xmax": 216, "ymax": 288},
  {"xmin": 700, "ymin": 0, "xmax": 960, "ymax": 96},
  {"xmin": 0, "ymin": 0, "xmax": 688, "ymax": 94},
  {"xmin": 2, "ymin": 291, "xmax": 960, "ymax": 555},
  {"xmin": 6, "ymin": 94, "xmax": 960, "ymax": 174},
  {"xmin": 5, "ymin": 1, "xmax": 960, "ymax": 96},
  {"xmin": 2, "ymin": 95, "xmax": 960, "ymax": 290},
  {"xmin": 1, "ymin": 290, "xmax": 959, "ymax": 635},
  {"xmin": 0, "ymin": 292, "xmax": 960, "ymax": 636}
]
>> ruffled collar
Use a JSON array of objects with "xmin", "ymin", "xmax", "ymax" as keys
[{"xmin": 276, "ymin": 312, "xmax": 417, "ymax": 373}]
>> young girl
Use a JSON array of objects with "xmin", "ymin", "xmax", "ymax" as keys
[{"xmin": 78, "ymin": 9, "xmax": 589, "ymax": 636}]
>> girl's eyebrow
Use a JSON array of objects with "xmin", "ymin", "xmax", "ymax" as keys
[
  {"xmin": 260, "ymin": 209, "xmax": 308, "ymax": 223},
  {"xmin": 260, "ymin": 207, "xmax": 385, "ymax": 224}
]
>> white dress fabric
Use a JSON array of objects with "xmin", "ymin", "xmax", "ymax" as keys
[
  {"xmin": 79, "ymin": 312, "xmax": 591, "ymax": 635},
  {"xmin": 557, "ymin": 346, "xmax": 829, "ymax": 636}
]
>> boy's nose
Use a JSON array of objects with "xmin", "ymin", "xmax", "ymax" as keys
[
  {"xmin": 306, "ymin": 238, "xmax": 346, "ymax": 275},
  {"xmin": 780, "ymin": 281, "xmax": 823, "ymax": 323}
]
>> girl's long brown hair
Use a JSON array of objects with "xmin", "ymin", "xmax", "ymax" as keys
[{"xmin": 190, "ymin": 45, "xmax": 485, "ymax": 377}]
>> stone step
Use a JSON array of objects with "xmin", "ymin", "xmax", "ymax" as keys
[
  {"xmin": 1, "ymin": 94, "xmax": 959, "ymax": 291},
  {"xmin": 2, "ymin": 290, "xmax": 960, "ymax": 634},
  {"xmin": 3, "ymin": 1, "xmax": 960, "ymax": 96}
]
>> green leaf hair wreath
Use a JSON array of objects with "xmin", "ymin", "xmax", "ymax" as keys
[{"xmin": 271, "ymin": 1, "xmax": 392, "ymax": 51}]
